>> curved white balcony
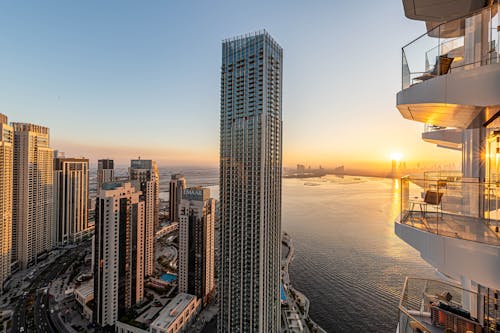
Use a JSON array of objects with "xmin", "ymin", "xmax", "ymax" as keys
[
  {"xmin": 421, "ymin": 126, "xmax": 463, "ymax": 150},
  {"xmin": 398, "ymin": 3, "xmax": 500, "ymax": 128},
  {"xmin": 396, "ymin": 175, "xmax": 500, "ymax": 290}
]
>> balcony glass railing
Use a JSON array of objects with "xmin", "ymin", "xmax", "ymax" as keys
[
  {"xmin": 398, "ymin": 277, "xmax": 487, "ymax": 333},
  {"xmin": 423, "ymin": 124, "xmax": 448, "ymax": 133},
  {"xmin": 399, "ymin": 173, "xmax": 500, "ymax": 246},
  {"xmin": 402, "ymin": 2, "xmax": 500, "ymax": 89}
]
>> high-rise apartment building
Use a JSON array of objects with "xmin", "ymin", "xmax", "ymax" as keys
[
  {"xmin": 93, "ymin": 182, "xmax": 145, "ymax": 327},
  {"xmin": 54, "ymin": 156, "xmax": 89, "ymax": 245},
  {"xmin": 97, "ymin": 159, "xmax": 114, "ymax": 195},
  {"xmin": 219, "ymin": 30, "xmax": 283, "ymax": 332},
  {"xmin": 0, "ymin": 114, "xmax": 13, "ymax": 290},
  {"xmin": 178, "ymin": 187, "xmax": 215, "ymax": 306},
  {"xmin": 12, "ymin": 122, "xmax": 54, "ymax": 269},
  {"xmin": 169, "ymin": 174, "xmax": 186, "ymax": 222},
  {"xmin": 129, "ymin": 159, "xmax": 159, "ymax": 277}
]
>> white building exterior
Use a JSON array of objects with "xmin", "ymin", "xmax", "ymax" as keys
[{"xmin": 396, "ymin": 1, "xmax": 500, "ymax": 331}]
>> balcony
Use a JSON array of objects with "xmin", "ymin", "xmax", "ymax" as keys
[
  {"xmin": 421, "ymin": 125, "xmax": 463, "ymax": 150},
  {"xmin": 396, "ymin": 173, "xmax": 500, "ymax": 290},
  {"xmin": 397, "ymin": 2, "xmax": 500, "ymax": 128},
  {"xmin": 399, "ymin": 173, "xmax": 500, "ymax": 245},
  {"xmin": 402, "ymin": 3, "xmax": 500, "ymax": 90},
  {"xmin": 398, "ymin": 277, "xmax": 488, "ymax": 333}
]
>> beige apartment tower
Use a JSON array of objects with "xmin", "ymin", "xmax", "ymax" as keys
[
  {"xmin": 97, "ymin": 159, "xmax": 114, "ymax": 195},
  {"xmin": 0, "ymin": 114, "xmax": 13, "ymax": 290},
  {"xmin": 178, "ymin": 187, "xmax": 215, "ymax": 306},
  {"xmin": 129, "ymin": 159, "xmax": 159, "ymax": 277},
  {"xmin": 13, "ymin": 122, "xmax": 54, "ymax": 269},
  {"xmin": 169, "ymin": 174, "xmax": 186, "ymax": 222},
  {"xmin": 93, "ymin": 182, "xmax": 145, "ymax": 327},
  {"xmin": 54, "ymin": 156, "xmax": 89, "ymax": 245}
]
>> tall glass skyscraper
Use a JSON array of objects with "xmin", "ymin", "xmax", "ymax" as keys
[{"xmin": 219, "ymin": 30, "xmax": 283, "ymax": 333}]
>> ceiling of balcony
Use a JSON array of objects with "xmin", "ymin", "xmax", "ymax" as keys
[{"xmin": 402, "ymin": 0, "xmax": 488, "ymax": 22}]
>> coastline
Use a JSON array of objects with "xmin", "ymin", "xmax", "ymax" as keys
[{"xmin": 282, "ymin": 232, "xmax": 327, "ymax": 333}]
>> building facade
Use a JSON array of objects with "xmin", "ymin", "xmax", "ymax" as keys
[
  {"xmin": 219, "ymin": 30, "xmax": 283, "ymax": 332},
  {"xmin": 54, "ymin": 156, "xmax": 89, "ymax": 245},
  {"xmin": 97, "ymin": 159, "xmax": 114, "ymax": 195},
  {"xmin": 178, "ymin": 187, "xmax": 215, "ymax": 305},
  {"xmin": 395, "ymin": 1, "xmax": 500, "ymax": 331},
  {"xmin": 93, "ymin": 182, "xmax": 145, "ymax": 327},
  {"xmin": 0, "ymin": 114, "xmax": 13, "ymax": 290},
  {"xmin": 12, "ymin": 122, "xmax": 54, "ymax": 269},
  {"xmin": 169, "ymin": 174, "xmax": 186, "ymax": 223},
  {"xmin": 129, "ymin": 159, "xmax": 159, "ymax": 277}
]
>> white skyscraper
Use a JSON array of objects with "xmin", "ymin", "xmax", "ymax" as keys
[
  {"xmin": 93, "ymin": 181, "xmax": 145, "ymax": 328},
  {"xmin": 54, "ymin": 156, "xmax": 89, "ymax": 245},
  {"xmin": 129, "ymin": 159, "xmax": 159, "ymax": 277},
  {"xmin": 219, "ymin": 30, "xmax": 283, "ymax": 332},
  {"xmin": 12, "ymin": 122, "xmax": 54, "ymax": 269},
  {"xmin": 0, "ymin": 114, "xmax": 13, "ymax": 290},
  {"xmin": 178, "ymin": 187, "xmax": 215, "ymax": 306}
]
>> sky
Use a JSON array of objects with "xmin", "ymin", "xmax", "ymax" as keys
[{"xmin": 0, "ymin": 0, "xmax": 460, "ymax": 170}]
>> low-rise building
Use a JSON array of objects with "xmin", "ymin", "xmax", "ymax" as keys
[
  {"xmin": 150, "ymin": 293, "xmax": 200, "ymax": 333},
  {"xmin": 115, "ymin": 321, "xmax": 149, "ymax": 333},
  {"xmin": 75, "ymin": 280, "xmax": 94, "ymax": 321}
]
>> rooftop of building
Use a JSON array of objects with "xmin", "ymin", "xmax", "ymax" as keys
[
  {"xmin": 101, "ymin": 181, "xmax": 130, "ymax": 191},
  {"xmin": 11, "ymin": 122, "xmax": 49, "ymax": 134},
  {"xmin": 75, "ymin": 280, "xmax": 94, "ymax": 299},
  {"xmin": 150, "ymin": 293, "xmax": 198, "ymax": 330},
  {"xmin": 130, "ymin": 159, "xmax": 155, "ymax": 169},
  {"xmin": 182, "ymin": 187, "xmax": 210, "ymax": 201}
]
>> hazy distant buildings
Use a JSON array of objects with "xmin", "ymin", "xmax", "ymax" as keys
[
  {"xmin": 93, "ymin": 182, "xmax": 145, "ymax": 327},
  {"xmin": 0, "ymin": 114, "xmax": 13, "ymax": 289},
  {"xmin": 178, "ymin": 187, "xmax": 215, "ymax": 305},
  {"xmin": 169, "ymin": 174, "xmax": 186, "ymax": 222},
  {"xmin": 12, "ymin": 122, "xmax": 54, "ymax": 269},
  {"xmin": 129, "ymin": 159, "xmax": 159, "ymax": 277},
  {"xmin": 97, "ymin": 159, "xmax": 114, "ymax": 194},
  {"xmin": 219, "ymin": 31, "xmax": 283, "ymax": 332},
  {"xmin": 54, "ymin": 156, "xmax": 89, "ymax": 245}
]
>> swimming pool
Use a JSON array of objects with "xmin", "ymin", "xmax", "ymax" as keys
[{"xmin": 160, "ymin": 273, "xmax": 177, "ymax": 283}]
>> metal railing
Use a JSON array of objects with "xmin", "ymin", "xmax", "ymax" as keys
[
  {"xmin": 402, "ymin": 2, "xmax": 500, "ymax": 89},
  {"xmin": 399, "ymin": 174, "xmax": 500, "ymax": 246},
  {"xmin": 398, "ymin": 277, "xmax": 486, "ymax": 333}
]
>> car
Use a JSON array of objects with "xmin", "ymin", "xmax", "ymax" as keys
[{"xmin": 19, "ymin": 327, "xmax": 24, "ymax": 332}]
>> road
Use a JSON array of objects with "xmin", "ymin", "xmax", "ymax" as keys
[{"xmin": 12, "ymin": 241, "xmax": 90, "ymax": 333}]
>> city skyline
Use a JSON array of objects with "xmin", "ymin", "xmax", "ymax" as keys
[{"xmin": 0, "ymin": 1, "xmax": 460, "ymax": 171}]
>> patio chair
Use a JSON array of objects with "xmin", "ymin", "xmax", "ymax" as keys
[
  {"xmin": 414, "ymin": 55, "xmax": 455, "ymax": 82},
  {"xmin": 409, "ymin": 190, "xmax": 444, "ymax": 218}
]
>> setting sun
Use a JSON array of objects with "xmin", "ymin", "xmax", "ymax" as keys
[{"xmin": 390, "ymin": 152, "xmax": 403, "ymax": 161}]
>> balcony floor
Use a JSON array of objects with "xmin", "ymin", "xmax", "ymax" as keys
[{"xmin": 403, "ymin": 211, "xmax": 500, "ymax": 246}]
